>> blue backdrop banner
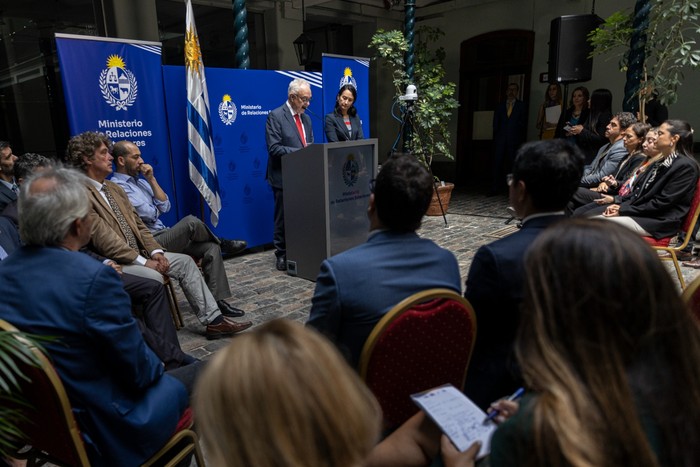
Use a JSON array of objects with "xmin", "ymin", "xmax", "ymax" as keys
[
  {"xmin": 162, "ymin": 67, "xmax": 324, "ymax": 248},
  {"xmin": 56, "ymin": 36, "xmax": 368, "ymax": 250},
  {"xmin": 55, "ymin": 33, "xmax": 178, "ymax": 226},
  {"xmin": 321, "ymin": 54, "xmax": 370, "ymax": 142}
]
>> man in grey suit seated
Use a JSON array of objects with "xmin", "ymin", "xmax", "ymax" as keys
[
  {"xmin": 307, "ymin": 154, "xmax": 461, "ymax": 368},
  {"xmin": 110, "ymin": 139, "xmax": 247, "ymax": 318}
]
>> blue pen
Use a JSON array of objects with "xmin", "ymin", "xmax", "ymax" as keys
[{"xmin": 483, "ymin": 387, "xmax": 525, "ymax": 423}]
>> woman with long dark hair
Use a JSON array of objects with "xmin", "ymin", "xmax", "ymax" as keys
[
  {"xmin": 325, "ymin": 84, "xmax": 365, "ymax": 142},
  {"xmin": 557, "ymin": 88, "xmax": 612, "ymax": 164},
  {"xmin": 442, "ymin": 219, "xmax": 700, "ymax": 467}
]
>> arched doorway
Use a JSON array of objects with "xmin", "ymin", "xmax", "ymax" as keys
[{"xmin": 455, "ymin": 30, "xmax": 534, "ymax": 190}]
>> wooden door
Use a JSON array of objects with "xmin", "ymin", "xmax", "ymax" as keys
[{"xmin": 456, "ymin": 30, "xmax": 534, "ymax": 189}]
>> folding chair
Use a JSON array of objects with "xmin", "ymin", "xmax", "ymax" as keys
[
  {"xmin": 358, "ymin": 288, "xmax": 477, "ymax": 429},
  {"xmin": 643, "ymin": 177, "xmax": 700, "ymax": 289},
  {"xmin": 0, "ymin": 319, "xmax": 204, "ymax": 467}
]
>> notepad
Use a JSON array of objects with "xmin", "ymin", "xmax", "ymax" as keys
[
  {"xmin": 411, "ymin": 384, "xmax": 497, "ymax": 459},
  {"xmin": 545, "ymin": 105, "xmax": 562, "ymax": 124}
]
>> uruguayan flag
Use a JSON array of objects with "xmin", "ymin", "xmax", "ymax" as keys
[{"xmin": 185, "ymin": 0, "xmax": 220, "ymax": 226}]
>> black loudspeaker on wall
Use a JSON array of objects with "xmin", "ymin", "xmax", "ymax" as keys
[{"xmin": 548, "ymin": 14, "xmax": 603, "ymax": 83}]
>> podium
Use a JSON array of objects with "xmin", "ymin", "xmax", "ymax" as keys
[{"xmin": 282, "ymin": 139, "xmax": 378, "ymax": 280}]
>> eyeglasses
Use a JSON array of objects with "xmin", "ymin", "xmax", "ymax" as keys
[
  {"xmin": 295, "ymin": 94, "xmax": 312, "ymax": 103},
  {"xmin": 506, "ymin": 173, "xmax": 514, "ymax": 186}
]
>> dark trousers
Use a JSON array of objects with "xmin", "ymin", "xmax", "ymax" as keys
[
  {"xmin": 568, "ymin": 186, "xmax": 605, "ymax": 216},
  {"xmin": 122, "ymin": 273, "xmax": 191, "ymax": 370},
  {"xmin": 272, "ymin": 186, "xmax": 286, "ymax": 258}
]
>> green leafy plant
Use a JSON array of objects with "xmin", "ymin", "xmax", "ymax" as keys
[
  {"xmin": 369, "ymin": 27, "xmax": 459, "ymax": 169},
  {"xmin": 589, "ymin": 0, "xmax": 700, "ymax": 108},
  {"xmin": 0, "ymin": 330, "xmax": 46, "ymax": 457}
]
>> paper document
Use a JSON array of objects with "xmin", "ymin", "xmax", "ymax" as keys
[
  {"xmin": 411, "ymin": 384, "xmax": 497, "ymax": 459},
  {"xmin": 545, "ymin": 105, "xmax": 561, "ymax": 124}
]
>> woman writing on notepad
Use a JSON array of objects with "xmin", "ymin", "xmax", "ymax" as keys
[{"xmin": 444, "ymin": 219, "xmax": 700, "ymax": 466}]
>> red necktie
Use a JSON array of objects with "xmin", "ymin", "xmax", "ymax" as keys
[{"xmin": 294, "ymin": 114, "xmax": 307, "ymax": 147}]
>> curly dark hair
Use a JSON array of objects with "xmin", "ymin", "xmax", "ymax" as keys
[{"xmin": 65, "ymin": 131, "xmax": 112, "ymax": 171}]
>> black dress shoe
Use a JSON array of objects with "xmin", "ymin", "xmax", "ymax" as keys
[
  {"xmin": 205, "ymin": 317, "xmax": 253, "ymax": 340},
  {"xmin": 220, "ymin": 239, "xmax": 247, "ymax": 257},
  {"xmin": 217, "ymin": 300, "xmax": 246, "ymax": 318},
  {"xmin": 276, "ymin": 256, "xmax": 287, "ymax": 271}
]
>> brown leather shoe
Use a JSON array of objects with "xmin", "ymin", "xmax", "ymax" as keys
[
  {"xmin": 676, "ymin": 250, "xmax": 694, "ymax": 261},
  {"xmin": 682, "ymin": 257, "xmax": 700, "ymax": 269},
  {"xmin": 206, "ymin": 317, "xmax": 253, "ymax": 340}
]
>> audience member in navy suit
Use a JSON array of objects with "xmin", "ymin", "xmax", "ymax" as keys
[
  {"xmin": 0, "ymin": 141, "xmax": 18, "ymax": 212},
  {"xmin": 307, "ymin": 154, "xmax": 461, "ymax": 368},
  {"xmin": 0, "ymin": 167, "xmax": 194, "ymax": 465},
  {"xmin": 0, "ymin": 216, "xmax": 19, "ymax": 259},
  {"xmin": 464, "ymin": 139, "xmax": 584, "ymax": 410},
  {"xmin": 2, "ymin": 152, "xmax": 195, "ymax": 370},
  {"xmin": 491, "ymin": 83, "xmax": 527, "ymax": 194}
]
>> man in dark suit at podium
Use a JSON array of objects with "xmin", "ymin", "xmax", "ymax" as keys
[{"xmin": 265, "ymin": 78, "xmax": 314, "ymax": 271}]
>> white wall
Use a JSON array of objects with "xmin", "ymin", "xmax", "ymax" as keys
[{"xmin": 269, "ymin": 0, "xmax": 700, "ymax": 170}]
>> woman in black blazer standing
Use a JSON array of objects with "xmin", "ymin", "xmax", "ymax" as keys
[{"xmin": 324, "ymin": 85, "xmax": 364, "ymax": 142}]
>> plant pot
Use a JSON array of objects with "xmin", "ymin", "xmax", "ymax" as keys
[{"xmin": 426, "ymin": 182, "xmax": 454, "ymax": 216}]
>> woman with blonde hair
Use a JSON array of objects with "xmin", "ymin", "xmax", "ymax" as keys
[
  {"xmin": 536, "ymin": 83, "xmax": 562, "ymax": 140},
  {"xmin": 195, "ymin": 319, "xmax": 382, "ymax": 467},
  {"xmin": 443, "ymin": 219, "xmax": 700, "ymax": 466}
]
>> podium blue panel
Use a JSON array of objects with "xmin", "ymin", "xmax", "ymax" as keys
[
  {"xmin": 55, "ymin": 34, "xmax": 178, "ymax": 227},
  {"xmin": 162, "ymin": 67, "xmax": 323, "ymax": 247},
  {"xmin": 321, "ymin": 54, "xmax": 371, "ymax": 142}
]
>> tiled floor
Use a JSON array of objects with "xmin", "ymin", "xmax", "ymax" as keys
[{"xmin": 174, "ymin": 188, "xmax": 699, "ymax": 360}]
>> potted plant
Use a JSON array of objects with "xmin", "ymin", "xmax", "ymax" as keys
[
  {"xmin": 0, "ymin": 329, "xmax": 44, "ymax": 457},
  {"xmin": 588, "ymin": 0, "xmax": 700, "ymax": 119},
  {"xmin": 369, "ymin": 27, "xmax": 459, "ymax": 215}
]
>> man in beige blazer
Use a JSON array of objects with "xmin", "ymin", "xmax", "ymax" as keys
[{"xmin": 66, "ymin": 131, "xmax": 251, "ymax": 340}]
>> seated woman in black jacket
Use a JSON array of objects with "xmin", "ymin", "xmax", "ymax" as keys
[{"xmin": 598, "ymin": 119, "xmax": 699, "ymax": 239}]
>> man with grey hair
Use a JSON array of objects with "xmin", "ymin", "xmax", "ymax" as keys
[
  {"xmin": 266, "ymin": 77, "xmax": 314, "ymax": 271},
  {"xmin": 65, "ymin": 131, "xmax": 252, "ymax": 340},
  {"xmin": 0, "ymin": 167, "xmax": 190, "ymax": 464}
]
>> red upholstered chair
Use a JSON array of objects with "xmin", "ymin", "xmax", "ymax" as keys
[
  {"xmin": 643, "ymin": 177, "xmax": 700, "ymax": 289},
  {"xmin": 0, "ymin": 319, "xmax": 204, "ymax": 467},
  {"xmin": 681, "ymin": 274, "xmax": 700, "ymax": 323},
  {"xmin": 358, "ymin": 288, "xmax": 477, "ymax": 429}
]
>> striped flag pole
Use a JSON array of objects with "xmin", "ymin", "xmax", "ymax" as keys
[{"xmin": 185, "ymin": 0, "xmax": 221, "ymax": 226}]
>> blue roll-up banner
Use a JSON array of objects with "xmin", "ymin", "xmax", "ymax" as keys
[
  {"xmin": 55, "ymin": 33, "xmax": 178, "ymax": 227},
  {"xmin": 321, "ymin": 54, "xmax": 371, "ymax": 142},
  {"xmin": 162, "ymin": 68, "xmax": 324, "ymax": 247},
  {"xmin": 56, "ymin": 33, "xmax": 371, "ymax": 249}
]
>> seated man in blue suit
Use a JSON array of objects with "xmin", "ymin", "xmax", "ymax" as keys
[
  {"xmin": 307, "ymin": 154, "xmax": 462, "ymax": 368},
  {"xmin": 0, "ymin": 167, "xmax": 190, "ymax": 465},
  {"xmin": 464, "ymin": 139, "xmax": 584, "ymax": 410}
]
